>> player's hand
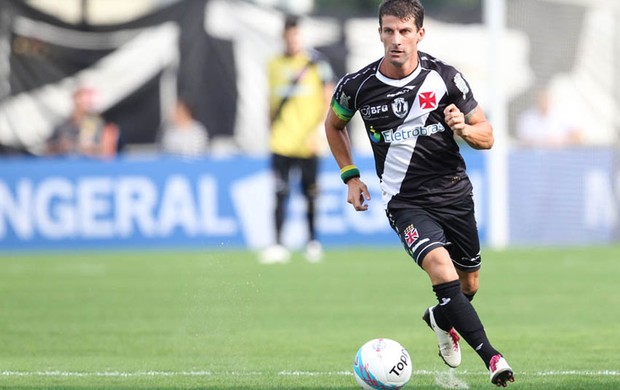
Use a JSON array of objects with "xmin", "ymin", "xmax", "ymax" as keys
[
  {"xmin": 346, "ymin": 178, "xmax": 371, "ymax": 211},
  {"xmin": 444, "ymin": 104, "xmax": 466, "ymax": 136}
]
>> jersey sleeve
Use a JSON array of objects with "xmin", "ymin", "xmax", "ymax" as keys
[
  {"xmin": 330, "ymin": 76, "xmax": 356, "ymax": 122},
  {"xmin": 446, "ymin": 69, "xmax": 478, "ymax": 116}
]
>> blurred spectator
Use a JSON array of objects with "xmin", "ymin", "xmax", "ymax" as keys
[
  {"xmin": 159, "ymin": 99, "xmax": 209, "ymax": 157},
  {"xmin": 259, "ymin": 14, "xmax": 334, "ymax": 264},
  {"xmin": 46, "ymin": 87, "xmax": 120, "ymax": 158},
  {"xmin": 516, "ymin": 88, "xmax": 583, "ymax": 148}
]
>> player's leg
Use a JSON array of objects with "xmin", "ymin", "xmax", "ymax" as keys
[
  {"xmin": 428, "ymin": 202, "xmax": 482, "ymax": 332},
  {"xmin": 419, "ymin": 247, "xmax": 463, "ymax": 368},
  {"xmin": 423, "ymin": 197, "xmax": 498, "ymax": 366},
  {"xmin": 429, "ymin": 196, "xmax": 514, "ymax": 386},
  {"xmin": 423, "ymin": 248, "xmax": 499, "ymax": 363},
  {"xmin": 300, "ymin": 156, "xmax": 322, "ymax": 262},
  {"xmin": 273, "ymin": 153, "xmax": 291, "ymax": 245},
  {"xmin": 300, "ymin": 156, "xmax": 319, "ymax": 241},
  {"xmin": 259, "ymin": 153, "xmax": 291, "ymax": 263},
  {"xmin": 387, "ymin": 205, "xmax": 513, "ymax": 385},
  {"xmin": 386, "ymin": 208, "xmax": 461, "ymax": 368},
  {"xmin": 423, "ymin": 247, "xmax": 515, "ymax": 388}
]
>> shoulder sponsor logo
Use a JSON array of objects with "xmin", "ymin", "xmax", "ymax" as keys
[
  {"xmin": 339, "ymin": 93, "xmax": 351, "ymax": 109},
  {"xmin": 454, "ymin": 73, "xmax": 470, "ymax": 100}
]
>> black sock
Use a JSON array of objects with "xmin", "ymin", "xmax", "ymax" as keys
[
  {"xmin": 431, "ymin": 287, "xmax": 476, "ymax": 331},
  {"xmin": 433, "ymin": 280, "xmax": 500, "ymax": 367},
  {"xmin": 431, "ymin": 304, "xmax": 453, "ymax": 331},
  {"xmin": 307, "ymin": 198, "xmax": 316, "ymax": 241},
  {"xmin": 274, "ymin": 193, "xmax": 287, "ymax": 244}
]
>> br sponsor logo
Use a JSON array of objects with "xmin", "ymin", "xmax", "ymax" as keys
[{"xmin": 381, "ymin": 123, "xmax": 445, "ymax": 143}]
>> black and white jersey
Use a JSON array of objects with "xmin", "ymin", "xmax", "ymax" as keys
[{"xmin": 330, "ymin": 51, "xmax": 479, "ymax": 208}]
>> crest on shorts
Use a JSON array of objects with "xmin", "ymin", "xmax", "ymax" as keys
[{"xmin": 404, "ymin": 225, "xmax": 419, "ymax": 247}]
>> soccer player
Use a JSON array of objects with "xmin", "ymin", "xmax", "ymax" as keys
[
  {"xmin": 324, "ymin": 0, "xmax": 515, "ymax": 386},
  {"xmin": 261, "ymin": 14, "xmax": 335, "ymax": 264}
]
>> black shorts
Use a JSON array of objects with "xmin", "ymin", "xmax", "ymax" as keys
[
  {"xmin": 386, "ymin": 195, "xmax": 481, "ymax": 272},
  {"xmin": 272, "ymin": 153, "xmax": 318, "ymax": 198}
]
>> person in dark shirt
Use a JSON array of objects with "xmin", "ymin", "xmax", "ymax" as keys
[
  {"xmin": 324, "ymin": 0, "xmax": 515, "ymax": 387},
  {"xmin": 46, "ymin": 87, "xmax": 119, "ymax": 158}
]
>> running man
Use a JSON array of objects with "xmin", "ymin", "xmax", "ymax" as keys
[{"xmin": 324, "ymin": 0, "xmax": 514, "ymax": 386}]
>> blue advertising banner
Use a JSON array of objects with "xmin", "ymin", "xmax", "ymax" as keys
[
  {"xmin": 508, "ymin": 148, "xmax": 618, "ymax": 245},
  {"xmin": 0, "ymin": 151, "xmax": 487, "ymax": 251}
]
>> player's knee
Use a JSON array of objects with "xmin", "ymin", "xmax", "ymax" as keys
[
  {"xmin": 460, "ymin": 281, "xmax": 478, "ymax": 299},
  {"xmin": 458, "ymin": 269, "xmax": 479, "ymax": 297},
  {"xmin": 421, "ymin": 247, "xmax": 459, "ymax": 283},
  {"xmin": 462, "ymin": 286, "xmax": 478, "ymax": 301},
  {"xmin": 302, "ymin": 183, "xmax": 319, "ymax": 199},
  {"xmin": 275, "ymin": 186, "xmax": 289, "ymax": 199}
]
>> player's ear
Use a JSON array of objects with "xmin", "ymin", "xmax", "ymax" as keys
[
  {"xmin": 417, "ymin": 26, "xmax": 425, "ymax": 43},
  {"xmin": 378, "ymin": 26, "xmax": 385, "ymax": 43}
]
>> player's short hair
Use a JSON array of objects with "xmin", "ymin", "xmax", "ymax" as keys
[
  {"xmin": 284, "ymin": 14, "xmax": 300, "ymax": 31},
  {"xmin": 378, "ymin": 0, "xmax": 425, "ymax": 30}
]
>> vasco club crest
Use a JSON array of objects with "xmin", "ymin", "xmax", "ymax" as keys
[{"xmin": 391, "ymin": 97, "xmax": 409, "ymax": 119}]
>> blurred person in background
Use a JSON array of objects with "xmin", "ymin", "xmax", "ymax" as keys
[
  {"xmin": 46, "ymin": 86, "xmax": 120, "ymax": 158},
  {"xmin": 516, "ymin": 87, "xmax": 583, "ymax": 148},
  {"xmin": 259, "ymin": 14, "xmax": 335, "ymax": 264},
  {"xmin": 324, "ymin": 0, "xmax": 515, "ymax": 386},
  {"xmin": 159, "ymin": 99, "xmax": 209, "ymax": 157}
]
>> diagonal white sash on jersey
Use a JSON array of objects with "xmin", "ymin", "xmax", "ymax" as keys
[{"xmin": 377, "ymin": 68, "xmax": 448, "ymax": 207}]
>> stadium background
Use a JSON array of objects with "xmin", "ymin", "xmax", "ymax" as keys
[{"xmin": 0, "ymin": 0, "xmax": 619, "ymax": 251}]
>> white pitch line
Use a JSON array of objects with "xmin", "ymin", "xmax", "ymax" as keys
[
  {"xmin": 280, "ymin": 370, "xmax": 620, "ymax": 377},
  {"xmin": 0, "ymin": 371, "xmax": 214, "ymax": 377},
  {"xmin": 1, "ymin": 370, "xmax": 619, "ymax": 378},
  {"xmin": 279, "ymin": 371, "xmax": 352, "ymax": 376}
]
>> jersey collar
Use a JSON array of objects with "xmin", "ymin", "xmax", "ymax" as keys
[{"xmin": 376, "ymin": 58, "xmax": 422, "ymax": 87}]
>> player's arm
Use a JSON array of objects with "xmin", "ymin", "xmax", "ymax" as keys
[
  {"xmin": 444, "ymin": 103, "xmax": 494, "ymax": 150},
  {"xmin": 324, "ymin": 109, "xmax": 371, "ymax": 211}
]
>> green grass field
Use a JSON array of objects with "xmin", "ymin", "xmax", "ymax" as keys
[{"xmin": 0, "ymin": 246, "xmax": 619, "ymax": 389}]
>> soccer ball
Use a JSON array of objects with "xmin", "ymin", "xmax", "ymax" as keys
[{"xmin": 353, "ymin": 338, "xmax": 412, "ymax": 389}]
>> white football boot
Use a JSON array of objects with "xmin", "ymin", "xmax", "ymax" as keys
[
  {"xmin": 304, "ymin": 240, "xmax": 323, "ymax": 263},
  {"xmin": 489, "ymin": 354, "xmax": 514, "ymax": 387},
  {"xmin": 422, "ymin": 306, "xmax": 461, "ymax": 368},
  {"xmin": 259, "ymin": 244, "xmax": 290, "ymax": 264}
]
